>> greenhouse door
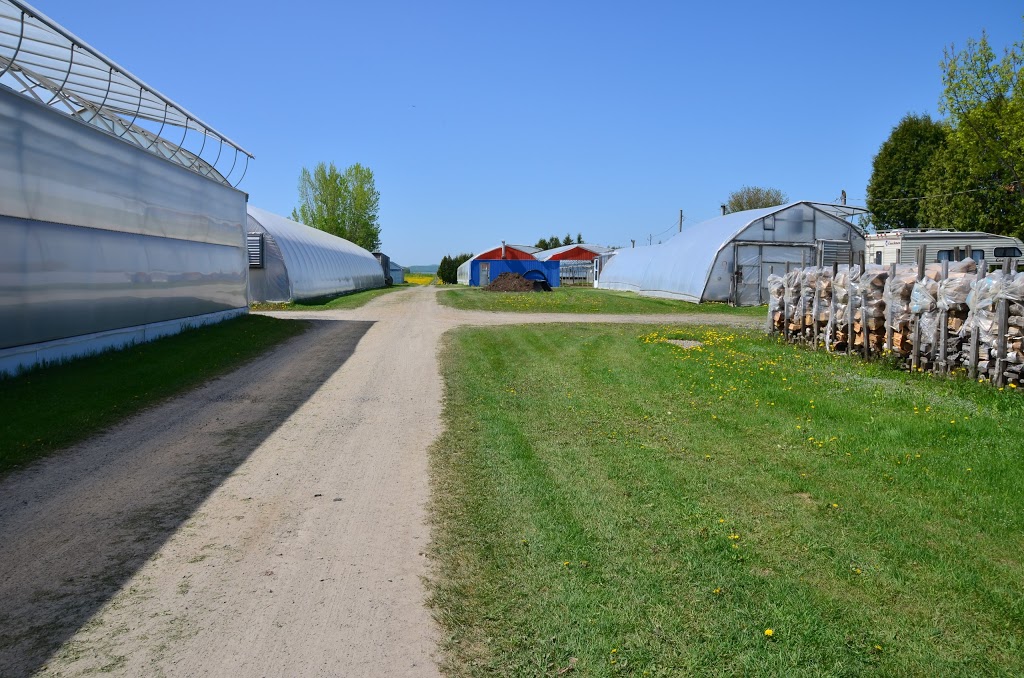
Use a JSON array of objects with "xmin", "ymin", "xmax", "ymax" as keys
[
  {"xmin": 479, "ymin": 262, "xmax": 490, "ymax": 286},
  {"xmin": 733, "ymin": 244, "xmax": 762, "ymax": 306}
]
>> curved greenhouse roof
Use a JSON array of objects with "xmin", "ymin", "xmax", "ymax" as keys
[
  {"xmin": 0, "ymin": 0, "xmax": 252, "ymax": 186},
  {"xmin": 598, "ymin": 201, "xmax": 866, "ymax": 305},
  {"xmin": 246, "ymin": 206, "xmax": 384, "ymax": 302},
  {"xmin": 536, "ymin": 243, "xmax": 612, "ymax": 261}
]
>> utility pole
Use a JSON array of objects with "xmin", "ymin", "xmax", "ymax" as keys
[
  {"xmin": 631, "ymin": 239, "xmax": 635, "ymax": 248},
  {"xmin": 679, "ymin": 209, "xmax": 685, "ymax": 232},
  {"xmin": 648, "ymin": 234, "xmax": 652, "ymax": 246}
]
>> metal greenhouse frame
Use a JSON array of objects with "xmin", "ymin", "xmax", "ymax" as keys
[
  {"xmin": 0, "ymin": 0, "xmax": 251, "ymax": 374},
  {"xmin": 0, "ymin": 0, "xmax": 253, "ymax": 186}
]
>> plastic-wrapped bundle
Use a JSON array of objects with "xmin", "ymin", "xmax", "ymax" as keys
[
  {"xmin": 767, "ymin": 274, "xmax": 784, "ymax": 312},
  {"xmin": 833, "ymin": 265, "xmax": 861, "ymax": 325},
  {"xmin": 965, "ymin": 271, "xmax": 1005, "ymax": 348},
  {"xmin": 799, "ymin": 267, "xmax": 820, "ymax": 315},
  {"xmin": 948, "ymin": 258, "xmax": 978, "ymax": 276},
  {"xmin": 783, "ymin": 269, "xmax": 802, "ymax": 322},
  {"xmin": 937, "ymin": 276, "xmax": 973, "ymax": 311},
  {"xmin": 882, "ymin": 264, "xmax": 918, "ymax": 328},
  {"xmin": 1004, "ymin": 271, "xmax": 1024, "ymax": 302},
  {"xmin": 918, "ymin": 310, "xmax": 941, "ymax": 349},
  {"xmin": 857, "ymin": 266, "xmax": 889, "ymax": 320},
  {"xmin": 910, "ymin": 277, "xmax": 938, "ymax": 314}
]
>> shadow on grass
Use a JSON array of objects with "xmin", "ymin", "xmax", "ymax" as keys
[{"xmin": 0, "ymin": 318, "xmax": 373, "ymax": 676}]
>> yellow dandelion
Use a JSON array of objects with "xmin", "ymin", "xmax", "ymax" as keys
[{"xmin": 764, "ymin": 629, "xmax": 774, "ymax": 637}]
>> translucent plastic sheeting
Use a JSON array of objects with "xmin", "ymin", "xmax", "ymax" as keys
[
  {"xmin": 246, "ymin": 206, "xmax": 384, "ymax": 302},
  {"xmin": 767, "ymin": 274, "xmax": 784, "ymax": 312},
  {"xmin": 832, "ymin": 265, "xmax": 861, "ymax": 325},
  {"xmin": 0, "ymin": 214, "xmax": 247, "ymax": 349},
  {"xmin": 0, "ymin": 0, "xmax": 251, "ymax": 186},
  {"xmin": 595, "ymin": 202, "xmax": 865, "ymax": 304}
]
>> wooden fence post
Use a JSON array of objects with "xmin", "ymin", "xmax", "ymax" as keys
[
  {"xmin": 911, "ymin": 246, "xmax": 926, "ymax": 372},
  {"xmin": 995, "ymin": 259, "xmax": 1011, "ymax": 387},
  {"xmin": 968, "ymin": 261, "xmax": 986, "ymax": 380},
  {"xmin": 826, "ymin": 262, "xmax": 838, "ymax": 352},
  {"xmin": 886, "ymin": 263, "xmax": 896, "ymax": 351},
  {"xmin": 937, "ymin": 260, "xmax": 949, "ymax": 374}
]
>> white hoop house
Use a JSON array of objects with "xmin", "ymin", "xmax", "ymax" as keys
[
  {"xmin": 246, "ymin": 206, "xmax": 385, "ymax": 303},
  {"xmin": 597, "ymin": 202, "xmax": 867, "ymax": 306}
]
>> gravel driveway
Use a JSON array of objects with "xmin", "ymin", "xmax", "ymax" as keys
[{"xmin": 0, "ymin": 286, "xmax": 760, "ymax": 677}]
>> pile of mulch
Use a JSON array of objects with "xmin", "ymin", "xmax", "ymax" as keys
[{"xmin": 484, "ymin": 272, "xmax": 550, "ymax": 292}]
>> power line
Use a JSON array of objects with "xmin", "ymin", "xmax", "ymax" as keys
[{"xmin": 851, "ymin": 181, "xmax": 1021, "ymax": 204}]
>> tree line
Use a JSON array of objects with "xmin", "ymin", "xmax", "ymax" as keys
[
  {"xmin": 437, "ymin": 253, "xmax": 473, "ymax": 284},
  {"xmin": 867, "ymin": 28, "xmax": 1024, "ymax": 238},
  {"xmin": 534, "ymin": 233, "xmax": 584, "ymax": 250}
]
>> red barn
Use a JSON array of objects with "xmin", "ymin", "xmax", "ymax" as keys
[{"xmin": 535, "ymin": 243, "xmax": 613, "ymax": 285}]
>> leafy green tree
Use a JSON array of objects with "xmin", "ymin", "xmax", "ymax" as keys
[
  {"xmin": 917, "ymin": 28, "xmax": 1024, "ymax": 237},
  {"xmin": 723, "ymin": 186, "xmax": 788, "ymax": 213},
  {"xmin": 292, "ymin": 161, "xmax": 381, "ymax": 251},
  {"xmin": 866, "ymin": 114, "xmax": 948, "ymax": 230},
  {"xmin": 939, "ymin": 30, "xmax": 1023, "ymax": 197}
]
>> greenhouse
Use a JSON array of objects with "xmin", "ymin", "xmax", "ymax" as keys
[
  {"xmin": 0, "ymin": 0, "xmax": 252, "ymax": 374},
  {"xmin": 536, "ymin": 243, "xmax": 612, "ymax": 285},
  {"xmin": 596, "ymin": 201, "xmax": 867, "ymax": 306},
  {"xmin": 246, "ymin": 206, "xmax": 385, "ymax": 303}
]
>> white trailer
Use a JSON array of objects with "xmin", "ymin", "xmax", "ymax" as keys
[{"xmin": 866, "ymin": 230, "xmax": 1023, "ymax": 266}]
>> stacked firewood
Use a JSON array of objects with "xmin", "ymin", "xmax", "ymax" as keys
[
  {"xmin": 853, "ymin": 266, "xmax": 889, "ymax": 353},
  {"xmin": 767, "ymin": 274, "xmax": 785, "ymax": 332},
  {"xmin": 966, "ymin": 270, "xmax": 1024, "ymax": 384},
  {"xmin": 882, "ymin": 264, "xmax": 917, "ymax": 354},
  {"xmin": 782, "ymin": 268, "xmax": 809, "ymax": 336},
  {"xmin": 767, "ymin": 259, "xmax": 1023, "ymax": 389},
  {"xmin": 829, "ymin": 265, "xmax": 860, "ymax": 350}
]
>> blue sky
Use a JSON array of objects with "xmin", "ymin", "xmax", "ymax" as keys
[{"xmin": 41, "ymin": 1, "xmax": 1023, "ymax": 266}]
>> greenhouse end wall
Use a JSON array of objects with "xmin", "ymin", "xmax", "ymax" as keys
[{"xmin": 0, "ymin": 88, "xmax": 249, "ymax": 359}]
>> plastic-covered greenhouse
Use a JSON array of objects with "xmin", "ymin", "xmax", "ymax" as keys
[
  {"xmin": 246, "ymin": 206, "xmax": 385, "ymax": 302},
  {"xmin": 597, "ymin": 202, "xmax": 866, "ymax": 306}
]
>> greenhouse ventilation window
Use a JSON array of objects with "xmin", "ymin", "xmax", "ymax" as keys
[{"xmin": 247, "ymin": 233, "xmax": 264, "ymax": 268}]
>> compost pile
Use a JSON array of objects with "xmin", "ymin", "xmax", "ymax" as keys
[{"xmin": 484, "ymin": 272, "xmax": 551, "ymax": 292}]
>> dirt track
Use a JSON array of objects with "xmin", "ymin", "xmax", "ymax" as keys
[{"xmin": 0, "ymin": 287, "xmax": 760, "ymax": 677}]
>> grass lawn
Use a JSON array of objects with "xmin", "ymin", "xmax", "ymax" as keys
[
  {"xmin": 429, "ymin": 323, "xmax": 1024, "ymax": 676},
  {"xmin": 0, "ymin": 315, "xmax": 307, "ymax": 476},
  {"xmin": 249, "ymin": 284, "xmax": 408, "ymax": 311},
  {"xmin": 436, "ymin": 286, "xmax": 764, "ymax": 316}
]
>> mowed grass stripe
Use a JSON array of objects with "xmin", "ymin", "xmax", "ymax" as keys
[
  {"xmin": 437, "ymin": 286, "xmax": 765, "ymax": 316},
  {"xmin": 429, "ymin": 323, "xmax": 1024, "ymax": 676}
]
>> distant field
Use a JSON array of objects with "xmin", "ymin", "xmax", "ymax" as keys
[
  {"xmin": 437, "ymin": 286, "xmax": 764, "ymax": 316},
  {"xmin": 250, "ymin": 285, "xmax": 407, "ymax": 311},
  {"xmin": 430, "ymin": 323, "xmax": 1024, "ymax": 676},
  {"xmin": 0, "ymin": 315, "xmax": 306, "ymax": 476},
  {"xmin": 405, "ymin": 272, "xmax": 436, "ymax": 285}
]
